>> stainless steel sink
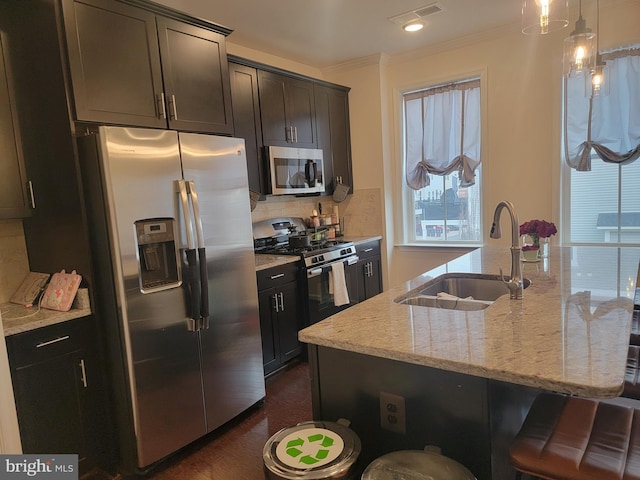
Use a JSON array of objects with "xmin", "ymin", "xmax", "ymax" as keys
[
  {"xmin": 399, "ymin": 295, "xmax": 493, "ymax": 311},
  {"xmin": 394, "ymin": 273, "xmax": 531, "ymax": 310}
]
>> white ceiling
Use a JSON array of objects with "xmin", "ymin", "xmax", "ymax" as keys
[{"xmin": 153, "ymin": 0, "xmax": 525, "ymax": 68}]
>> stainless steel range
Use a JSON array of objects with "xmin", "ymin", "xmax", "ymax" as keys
[{"xmin": 253, "ymin": 217, "xmax": 359, "ymax": 324}]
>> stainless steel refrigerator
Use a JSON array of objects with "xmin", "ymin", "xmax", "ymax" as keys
[{"xmin": 78, "ymin": 126, "xmax": 265, "ymax": 471}]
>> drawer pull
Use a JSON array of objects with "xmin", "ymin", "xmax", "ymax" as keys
[
  {"xmin": 363, "ymin": 248, "xmax": 373, "ymax": 253},
  {"xmin": 36, "ymin": 335, "xmax": 70, "ymax": 348},
  {"xmin": 270, "ymin": 273, "xmax": 285, "ymax": 280}
]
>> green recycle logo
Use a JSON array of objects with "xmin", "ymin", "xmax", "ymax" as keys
[{"xmin": 285, "ymin": 433, "xmax": 336, "ymax": 465}]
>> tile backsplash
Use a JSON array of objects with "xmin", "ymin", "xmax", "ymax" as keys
[
  {"xmin": 0, "ymin": 220, "xmax": 30, "ymax": 304},
  {"xmin": 0, "ymin": 189, "xmax": 383, "ymax": 303},
  {"xmin": 250, "ymin": 187, "xmax": 382, "ymax": 237}
]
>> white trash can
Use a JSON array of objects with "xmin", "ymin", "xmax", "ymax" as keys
[{"xmin": 263, "ymin": 419, "xmax": 362, "ymax": 480}]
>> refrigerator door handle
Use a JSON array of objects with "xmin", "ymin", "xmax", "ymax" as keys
[
  {"xmin": 177, "ymin": 180, "xmax": 200, "ymax": 330},
  {"xmin": 177, "ymin": 180, "xmax": 196, "ymax": 250},
  {"xmin": 187, "ymin": 181, "xmax": 209, "ymax": 324}
]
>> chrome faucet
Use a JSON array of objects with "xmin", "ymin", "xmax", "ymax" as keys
[{"xmin": 490, "ymin": 201, "xmax": 524, "ymax": 299}]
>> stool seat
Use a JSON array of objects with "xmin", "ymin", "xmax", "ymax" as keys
[
  {"xmin": 630, "ymin": 311, "xmax": 640, "ymax": 346},
  {"xmin": 625, "ymin": 345, "xmax": 640, "ymax": 400},
  {"xmin": 509, "ymin": 393, "xmax": 640, "ymax": 480}
]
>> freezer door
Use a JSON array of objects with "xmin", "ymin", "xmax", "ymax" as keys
[
  {"xmin": 98, "ymin": 126, "xmax": 207, "ymax": 467},
  {"xmin": 179, "ymin": 133, "xmax": 266, "ymax": 432}
]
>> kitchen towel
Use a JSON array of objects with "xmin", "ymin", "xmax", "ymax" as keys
[{"xmin": 329, "ymin": 261, "xmax": 350, "ymax": 307}]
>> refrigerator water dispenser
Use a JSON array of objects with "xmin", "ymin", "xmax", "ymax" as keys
[{"xmin": 135, "ymin": 218, "xmax": 181, "ymax": 292}]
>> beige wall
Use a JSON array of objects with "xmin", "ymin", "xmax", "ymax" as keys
[
  {"xmin": 319, "ymin": 0, "xmax": 640, "ymax": 287},
  {"xmin": 1, "ymin": 1, "xmax": 638, "ymax": 300}
]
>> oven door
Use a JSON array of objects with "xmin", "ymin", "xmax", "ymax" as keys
[{"xmin": 306, "ymin": 255, "xmax": 359, "ymax": 325}]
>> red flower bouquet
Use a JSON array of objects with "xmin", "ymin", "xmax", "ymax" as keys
[{"xmin": 519, "ymin": 220, "xmax": 557, "ymax": 250}]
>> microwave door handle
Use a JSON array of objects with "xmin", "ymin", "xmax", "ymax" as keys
[
  {"xmin": 177, "ymin": 180, "xmax": 199, "ymax": 330},
  {"xmin": 187, "ymin": 181, "xmax": 209, "ymax": 325}
]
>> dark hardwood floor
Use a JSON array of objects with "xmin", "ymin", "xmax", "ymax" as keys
[{"xmin": 137, "ymin": 360, "xmax": 312, "ymax": 480}]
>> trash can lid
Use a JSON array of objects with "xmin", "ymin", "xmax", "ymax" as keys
[
  {"xmin": 263, "ymin": 419, "xmax": 361, "ymax": 479},
  {"xmin": 361, "ymin": 447, "xmax": 476, "ymax": 480}
]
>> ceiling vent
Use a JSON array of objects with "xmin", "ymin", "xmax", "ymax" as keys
[{"xmin": 388, "ymin": 3, "xmax": 443, "ymax": 25}]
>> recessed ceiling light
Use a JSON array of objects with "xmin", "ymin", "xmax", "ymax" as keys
[{"xmin": 403, "ymin": 22, "xmax": 424, "ymax": 32}]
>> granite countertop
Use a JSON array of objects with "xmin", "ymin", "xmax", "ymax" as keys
[
  {"xmin": 299, "ymin": 246, "xmax": 639, "ymax": 398},
  {"xmin": 2, "ymin": 302, "xmax": 92, "ymax": 336},
  {"xmin": 255, "ymin": 253, "xmax": 301, "ymax": 271}
]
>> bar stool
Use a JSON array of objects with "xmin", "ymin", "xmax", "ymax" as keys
[
  {"xmin": 625, "ymin": 345, "xmax": 640, "ymax": 400},
  {"xmin": 509, "ymin": 392, "xmax": 640, "ymax": 479}
]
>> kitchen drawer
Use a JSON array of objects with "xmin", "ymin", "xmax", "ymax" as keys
[
  {"xmin": 257, "ymin": 262, "xmax": 299, "ymax": 291},
  {"xmin": 7, "ymin": 316, "xmax": 94, "ymax": 368},
  {"xmin": 356, "ymin": 240, "xmax": 380, "ymax": 260}
]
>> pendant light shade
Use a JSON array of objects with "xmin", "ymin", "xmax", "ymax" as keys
[
  {"xmin": 587, "ymin": 59, "xmax": 609, "ymax": 96},
  {"xmin": 563, "ymin": 1, "xmax": 596, "ymax": 77},
  {"xmin": 522, "ymin": 0, "xmax": 569, "ymax": 35}
]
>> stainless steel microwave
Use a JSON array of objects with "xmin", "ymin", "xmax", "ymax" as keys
[{"xmin": 267, "ymin": 146, "xmax": 325, "ymax": 195}]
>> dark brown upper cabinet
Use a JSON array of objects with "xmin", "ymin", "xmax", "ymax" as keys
[
  {"xmin": 0, "ymin": 30, "xmax": 31, "ymax": 218},
  {"xmin": 228, "ymin": 61, "xmax": 265, "ymax": 194},
  {"xmin": 314, "ymin": 84, "xmax": 353, "ymax": 195},
  {"xmin": 258, "ymin": 70, "xmax": 317, "ymax": 148},
  {"xmin": 62, "ymin": 0, "xmax": 233, "ymax": 134}
]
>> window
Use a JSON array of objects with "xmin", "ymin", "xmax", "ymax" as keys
[
  {"xmin": 402, "ymin": 78, "xmax": 482, "ymax": 244},
  {"xmin": 563, "ymin": 46, "xmax": 640, "ymax": 245}
]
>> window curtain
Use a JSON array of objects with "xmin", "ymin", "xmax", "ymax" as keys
[
  {"xmin": 564, "ymin": 46, "xmax": 640, "ymax": 171},
  {"xmin": 404, "ymin": 79, "xmax": 481, "ymax": 190}
]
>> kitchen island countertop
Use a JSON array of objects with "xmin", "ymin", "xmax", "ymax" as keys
[{"xmin": 299, "ymin": 246, "xmax": 639, "ymax": 398}]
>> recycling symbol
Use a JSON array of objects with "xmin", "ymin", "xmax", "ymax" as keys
[{"xmin": 276, "ymin": 427, "xmax": 345, "ymax": 469}]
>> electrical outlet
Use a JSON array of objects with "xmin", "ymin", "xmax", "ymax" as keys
[{"xmin": 380, "ymin": 391, "xmax": 406, "ymax": 434}]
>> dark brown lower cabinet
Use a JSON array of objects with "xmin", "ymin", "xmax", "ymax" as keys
[
  {"xmin": 356, "ymin": 240, "xmax": 383, "ymax": 302},
  {"xmin": 6, "ymin": 316, "xmax": 112, "ymax": 475},
  {"xmin": 257, "ymin": 262, "xmax": 304, "ymax": 375}
]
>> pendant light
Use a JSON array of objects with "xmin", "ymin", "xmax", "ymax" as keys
[
  {"xmin": 587, "ymin": 0, "xmax": 608, "ymax": 96},
  {"xmin": 563, "ymin": 0, "xmax": 597, "ymax": 77},
  {"xmin": 522, "ymin": 0, "xmax": 569, "ymax": 35}
]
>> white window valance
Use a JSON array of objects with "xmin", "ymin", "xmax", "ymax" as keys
[
  {"xmin": 404, "ymin": 79, "xmax": 481, "ymax": 190},
  {"xmin": 564, "ymin": 46, "xmax": 640, "ymax": 171}
]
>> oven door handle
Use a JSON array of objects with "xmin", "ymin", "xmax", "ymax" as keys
[{"xmin": 307, "ymin": 255, "xmax": 359, "ymax": 278}]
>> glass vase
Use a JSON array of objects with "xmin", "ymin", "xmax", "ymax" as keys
[
  {"xmin": 538, "ymin": 237, "xmax": 549, "ymax": 258},
  {"xmin": 522, "ymin": 248, "xmax": 540, "ymax": 262},
  {"xmin": 521, "ymin": 234, "xmax": 540, "ymax": 262}
]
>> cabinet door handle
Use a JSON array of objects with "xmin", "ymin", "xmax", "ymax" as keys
[
  {"xmin": 279, "ymin": 292, "xmax": 285, "ymax": 311},
  {"xmin": 26, "ymin": 180, "xmax": 36, "ymax": 209},
  {"xmin": 36, "ymin": 335, "xmax": 70, "ymax": 348},
  {"xmin": 293, "ymin": 126, "xmax": 298, "ymax": 143},
  {"xmin": 157, "ymin": 93, "xmax": 167, "ymax": 119},
  {"xmin": 270, "ymin": 273, "xmax": 285, "ymax": 280},
  {"xmin": 273, "ymin": 293, "xmax": 279, "ymax": 313},
  {"xmin": 169, "ymin": 94, "xmax": 178, "ymax": 120},
  {"xmin": 363, "ymin": 248, "xmax": 373, "ymax": 253},
  {"xmin": 79, "ymin": 359, "xmax": 88, "ymax": 388},
  {"xmin": 170, "ymin": 95, "xmax": 178, "ymax": 120}
]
